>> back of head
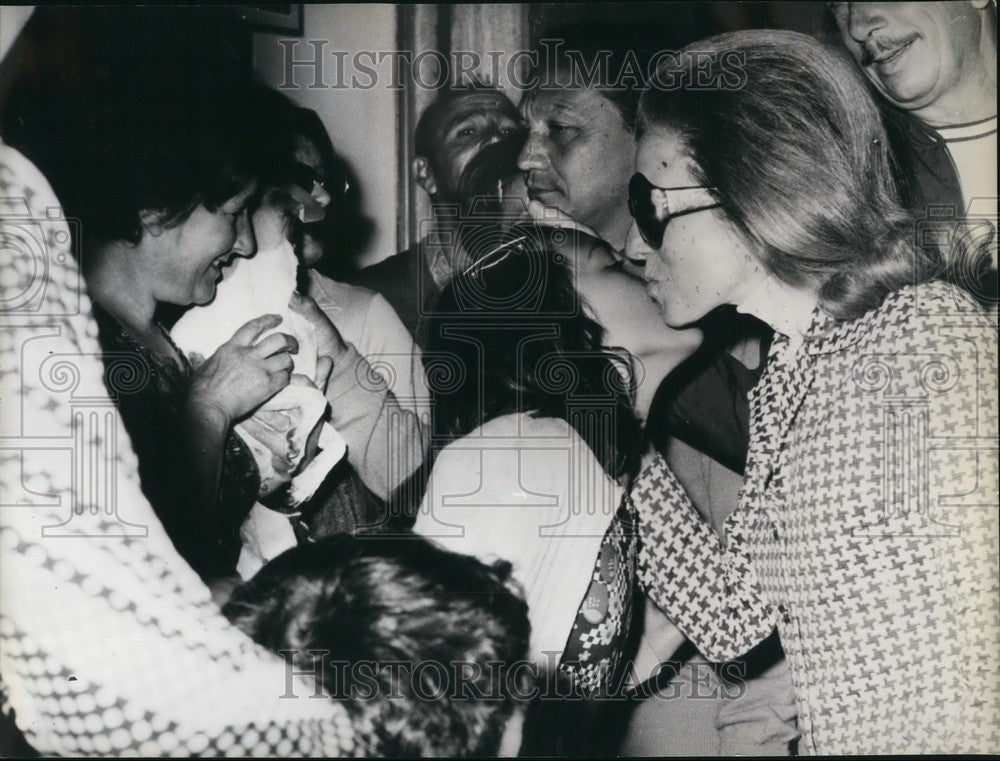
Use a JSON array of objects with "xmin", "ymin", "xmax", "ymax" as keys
[
  {"xmin": 639, "ymin": 28, "xmax": 947, "ymax": 320},
  {"xmin": 224, "ymin": 534, "xmax": 531, "ymax": 757},
  {"xmin": 423, "ymin": 233, "xmax": 641, "ymax": 480},
  {"xmin": 252, "ymin": 82, "xmax": 304, "ymax": 191}
]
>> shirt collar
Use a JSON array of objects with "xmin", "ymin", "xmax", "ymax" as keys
[{"xmin": 770, "ymin": 288, "xmax": 910, "ymax": 359}]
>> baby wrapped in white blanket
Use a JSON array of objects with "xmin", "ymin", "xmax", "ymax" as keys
[{"xmin": 171, "ymin": 239, "xmax": 346, "ymax": 508}]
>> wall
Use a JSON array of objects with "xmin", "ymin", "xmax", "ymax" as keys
[{"xmin": 253, "ymin": 4, "xmax": 398, "ymax": 268}]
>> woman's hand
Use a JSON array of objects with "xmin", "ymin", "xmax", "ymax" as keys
[
  {"xmin": 626, "ymin": 597, "xmax": 687, "ymax": 689},
  {"xmin": 188, "ymin": 313, "xmax": 297, "ymax": 425},
  {"xmin": 288, "ymin": 292, "xmax": 348, "ymax": 361}
]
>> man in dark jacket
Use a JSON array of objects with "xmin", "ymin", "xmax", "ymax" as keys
[{"xmin": 350, "ymin": 84, "xmax": 523, "ymax": 343}]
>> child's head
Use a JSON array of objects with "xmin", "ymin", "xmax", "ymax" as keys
[{"xmin": 223, "ymin": 534, "xmax": 532, "ymax": 757}]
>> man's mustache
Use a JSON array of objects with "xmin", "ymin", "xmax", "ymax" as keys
[{"xmin": 860, "ymin": 33, "xmax": 918, "ymax": 66}]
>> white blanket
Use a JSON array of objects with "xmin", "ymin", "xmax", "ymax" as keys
[{"xmin": 171, "ymin": 239, "xmax": 346, "ymax": 507}]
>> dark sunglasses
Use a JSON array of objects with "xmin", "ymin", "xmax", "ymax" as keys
[
  {"xmin": 627, "ymin": 172, "xmax": 720, "ymax": 248},
  {"xmin": 291, "ymin": 163, "xmax": 350, "ymax": 202}
]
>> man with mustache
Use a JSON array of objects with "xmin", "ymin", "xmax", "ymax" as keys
[
  {"xmin": 351, "ymin": 82, "xmax": 524, "ymax": 343},
  {"xmin": 830, "ymin": 1, "xmax": 997, "ymax": 279}
]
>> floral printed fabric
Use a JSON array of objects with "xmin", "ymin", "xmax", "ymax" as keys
[
  {"xmin": 558, "ymin": 493, "xmax": 638, "ymax": 694},
  {"xmin": 634, "ymin": 281, "xmax": 999, "ymax": 754}
]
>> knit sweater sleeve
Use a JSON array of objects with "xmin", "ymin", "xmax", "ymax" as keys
[{"xmin": 0, "ymin": 143, "xmax": 359, "ymax": 756}]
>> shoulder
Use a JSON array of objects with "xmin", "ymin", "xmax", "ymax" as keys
[
  {"xmin": 475, "ymin": 412, "xmax": 579, "ymax": 441},
  {"xmin": 309, "ymin": 270, "xmax": 376, "ymax": 310},
  {"xmin": 436, "ymin": 414, "xmax": 616, "ymax": 495},
  {"xmin": 843, "ymin": 282, "xmax": 996, "ymax": 418},
  {"xmin": 353, "ymin": 248, "xmax": 416, "ymax": 286},
  {"xmin": 870, "ymin": 281, "xmax": 992, "ymax": 350},
  {"xmin": 431, "ymin": 414, "xmax": 581, "ymax": 464},
  {"xmin": 822, "ymin": 280, "xmax": 992, "ymax": 358}
]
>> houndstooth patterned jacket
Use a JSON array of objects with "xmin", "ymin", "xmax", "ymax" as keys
[{"xmin": 635, "ymin": 281, "xmax": 999, "ymax": 755}]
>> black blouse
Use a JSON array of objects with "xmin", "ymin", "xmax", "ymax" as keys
[{"xmin": 93, "ymin": 305, "xmax": 259, "ymax": 579}]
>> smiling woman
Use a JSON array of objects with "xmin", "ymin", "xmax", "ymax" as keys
[
  {"xmin": 141, "ymin": 184, "xmax": 259, "ymax": 307},
  {"xmin": 78, "ymin": 83, "xmax": 303, "ymax": 580}
]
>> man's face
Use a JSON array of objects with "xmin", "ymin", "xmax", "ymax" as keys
[
  {"xmin": 831, "ymin": 2, "xmax": 986, "ymax": 114},
  {"xmin": 517, "ymin": 88, "xmax": 635, "ymax": 239},
  {"xmin": 425, "ymin": 91, "xmax": 522, "ymax": 202}
]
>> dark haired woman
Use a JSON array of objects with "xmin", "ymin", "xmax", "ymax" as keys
[
  {"xmin": 629, "ymin": 30, "xmax": 998, "ymax": 754},
  {"xmin": 6, "ymin": 62, "xmax": 312, "ymax": 580},
  {"xmin": 412, "ymin": 238, "xmax": 644, "ymax": 694}
]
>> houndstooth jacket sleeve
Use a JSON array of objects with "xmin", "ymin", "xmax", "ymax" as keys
[
  {"xmin": 0, "ymin": 144, "xmax": 361, "ymax": 756},
  {"xmin": 633, "ymin": 455, "xmax": 777, "ymax": 663},
  {"xmin": 635, "ymin": 280, "xmax": 999, "ymax": 753}
]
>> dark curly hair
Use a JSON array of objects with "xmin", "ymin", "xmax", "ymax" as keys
[
  {"xmin": 224, "ymin": 533, "xmax": 531, "ymax": 757},
  {"xmin": 2, "ymin": 7, "xmax": 263, "ymax": 248},
  {"xmin": 421, "ymin": 232, "xmax": 643, "ymax": 481}
]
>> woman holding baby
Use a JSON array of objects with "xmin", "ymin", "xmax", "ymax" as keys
[{"xmin": 19, "ymin": 62, "xmax": 321, "ymax": 580}]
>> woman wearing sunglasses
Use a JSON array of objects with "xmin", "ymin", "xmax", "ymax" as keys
[{"xmin": 628, "ymin": 30, "xmax": 998, "ymax": 755}]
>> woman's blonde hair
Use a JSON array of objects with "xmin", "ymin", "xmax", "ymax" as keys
[{"xmin": 639, "ymin": 29, "xmax": 948, "ymax": 320}]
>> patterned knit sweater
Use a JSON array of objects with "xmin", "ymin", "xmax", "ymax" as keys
[
  {"xmin": 0, "ymin": 144, "xmax": 362, "ymax": 755},
  {"xmin": 634, "ymin": 281, "xmax": 999, "ymax": 754}
]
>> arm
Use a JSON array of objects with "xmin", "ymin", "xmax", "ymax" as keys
[
  {"xmin": 626, "ymin": 597, "xmax": 688, "ymax": 687},
  {"xmin": 0, "ymin": 141, "xmax": 356, "ymax": 755},
  {"xmin": 355, "ymin": 292, "xmax": 430, "ymax": 417},
  {"xmin": 182, "ymin": 397, "xmax": 235, "ymax": 531},
  {"xmin": 633, "ymin": 453, "xmax": 776, "ymax": 662},
  {"xmin": 919, "ymin": 295, "xmax": 999, "ymax": 748},
  {"xmin": 323, "ymin": 344, "xmax": 426, "ymax": 499},
  {"xmin": 290, "ymin": 294, "xmax": 427, "ymax": 499}
]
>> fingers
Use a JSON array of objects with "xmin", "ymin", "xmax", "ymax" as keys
[
  {"xmin": 231, "ymin": 313, "xmax": 283, "ymax": 345},
  {"xmin": 287, "ymin": 291, "xmax": 313, "ymax": 314},
  {"xmin": 527, "ymin": 199, "xmax": 575, "ymax": 226},
  {"xmin": 288, "ymin": 293, "xmax": 332, "ymax": 328},
  {"xmin": 314, "ymin": 355, "xmax": 333, "ymax": 394},
  {"xmin": 242, "ymin": 416, "xmax": 290, "ymax": 456},
  {"xmin": 253, "ymin": 331, "xmax": 299, "ymax": 359},
  {"xmin": 262, "ymin": 350, "xmax": 294, "ymax": 375},
  {"xmin": 527, "ymin": 198, "xmax": 550, "ymax": 221},
  {"xmin": 527, "ymin": 199, "xmax": 600, "ymax": 237},
  {"xmin": 257, "ymin": 409, "xmax": 292, "ymax": 432},
  {"xmin": 287, "ymin": 372, "xmax": 319, "ymax": 390},
  {"xmin": 268, "ymin": 366, "xmax": 292, "ymax": 397}
]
